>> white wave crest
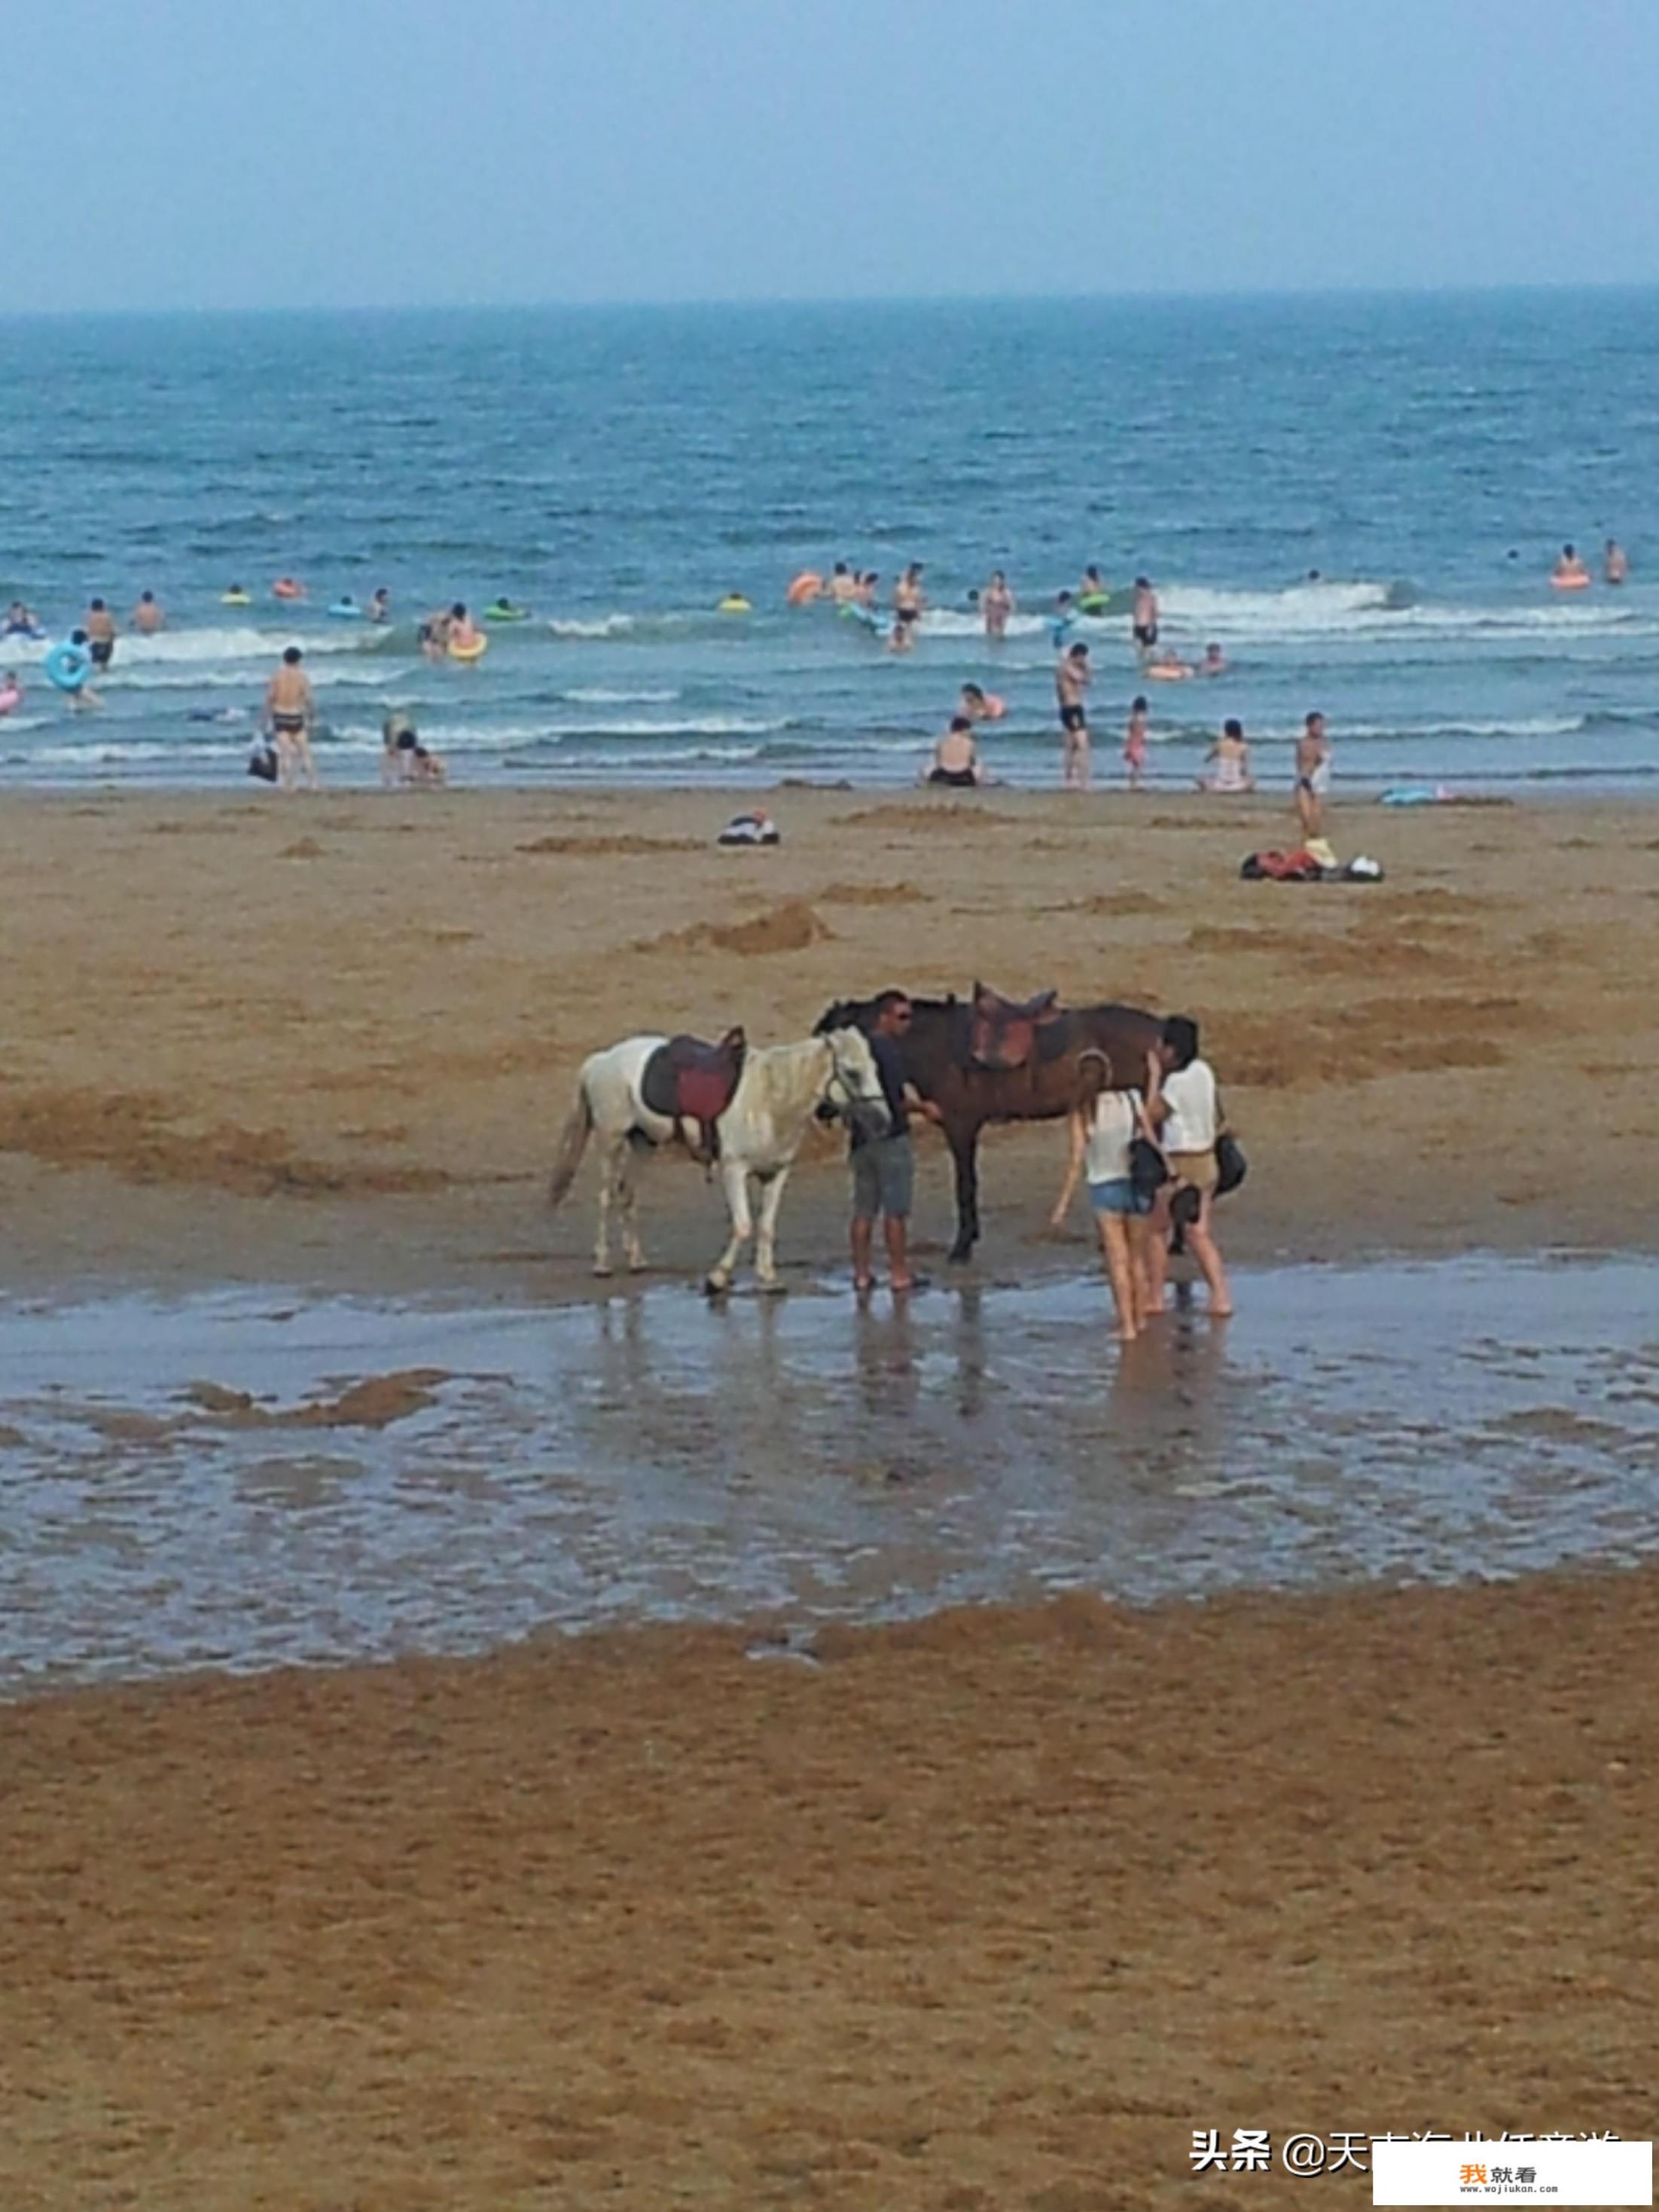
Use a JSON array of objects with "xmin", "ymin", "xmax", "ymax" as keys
[{"xmin": 0, "ymin": 624, "xmax": 394, "ymax": 670}]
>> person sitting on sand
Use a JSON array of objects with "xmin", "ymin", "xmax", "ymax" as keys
[
  {"xmin": 1552, "ymin": 543, "xmax": 1590, "ymax": 587},
  {"xmin": 1294, "ymin": 709, "xmax": 1331, "ymax": 839},
  {"xmin": 1199, "ymin": 719, "xmax": 1254, "ymax": 793},
  {"xmin": 925, "ymin": 715, "xmax": 986, "ymax": 788}
]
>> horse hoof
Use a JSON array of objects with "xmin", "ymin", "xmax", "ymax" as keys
[
  {"xmin": 592, "ymin": 1262, "xmax": 615, "ymax": 1279},
  {"xmin": 627, "ymin": 1258, "xmax": 648, "ymax": 1274},
  {"xmin": 757, "ymin": 1277, "xmax": 786, "ymax": 1298},
  {"xmin": 703, "ymin": 1276, "xmax": 730, "ymax": 1299}
]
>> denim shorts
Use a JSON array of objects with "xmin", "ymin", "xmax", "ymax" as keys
[
  {"xmin": 1089, "ymin": 1176, "xmax": 1149, "ymax": 1219},
  {"xmin": 852, "ymin": 1134, "xmax": 914, "ymax": 1220}
]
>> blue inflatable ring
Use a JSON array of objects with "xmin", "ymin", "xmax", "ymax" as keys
[{"xmin": 44, "ymin": 641, "xmax": 91, "ymax": 693}]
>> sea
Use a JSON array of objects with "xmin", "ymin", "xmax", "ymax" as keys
[{"xmin": 2, "ymin": 289, "xmax": 1656, "ymax": 795}]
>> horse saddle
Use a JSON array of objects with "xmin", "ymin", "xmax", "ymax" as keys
[
  {"xmin": 641, "ymin": 1027, "xmax": 747, "ymax": 1161},
  {"xmin": 967, "ymin": 981, "xmax": 1067, "ymax": 1071}
]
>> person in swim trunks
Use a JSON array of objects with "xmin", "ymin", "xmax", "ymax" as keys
[
  {"xmin": 893, "ymin": 562, "xmax": 926, "ymax": 632},
  {"xmin": 1056, "ymin": 641, "xmax": 1092, "ymax": 789},
  {"xmin": 925, "ymin": 715, "xmax": 985, "ymax": 788},
  {"xmin": 1294, "ymin": 709, "xmax": 1331, "ymax": 838},
  {"xmin": 1131, "ymin": 575, "xmax": 1159, "ymax": 654},
  {"xmin": 84, "ymin": 598, "xmax": 117, "ymax": 672},
  {"xmin": 265, "ymin": 645, "xmax": 319, "ymax": 791}
]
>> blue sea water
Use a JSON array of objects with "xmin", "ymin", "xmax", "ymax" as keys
[{"xmin": 1, "ymin": 290, "xmax": 1656, "ymax": 793}]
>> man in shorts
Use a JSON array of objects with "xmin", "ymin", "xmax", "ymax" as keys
[
  {"xmin": 264, "ymin": 645, "xmax": 319, "ymax": 791},
  {"xmin": 849, "ymin": 990, "xmax": 939, "ymax": 1295},
  {"xmin": 1131, "ymin": 575, "xmax": 1160, "ymax": 654},
  {"xmin": 1055, "ymin": 640, "xmax": 1092, "ymax": 789},
  {"xmin": 1294, "ymin": 709, "xmax": 1331, "ymax": 839},
  {"xmin": 84, "ymin": 597, "xmax": 117, "ymax": 675}
]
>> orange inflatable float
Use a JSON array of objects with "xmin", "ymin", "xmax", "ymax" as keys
[
  {"xmin": 786, "ymin": 571, "xmax": 824, "ymax": 606},
  {"xmin": 271, "ymin": 577, "xmax": 306, "ymax": 601}
]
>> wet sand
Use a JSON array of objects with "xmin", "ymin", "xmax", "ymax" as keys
[
  {"xmin": 5, "ymin": 1567, "xmax": 1656, "ymax": 2208},
  {"xmin": 0, "ymin": 788, "xmax": 1654, "ymax": 1298}
]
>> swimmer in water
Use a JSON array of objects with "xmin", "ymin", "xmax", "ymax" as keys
[
  {"xmin": 418, "ymin": 605, "xmax": 453, "ymax": 661},
  {"xmin": 130, "ymin": 590, "xmax": 165, "ymax": 634},
  {"xmin": 65, "ymin": 629, "xmax": 104, "ymax": 713},
  {"xmin": 369, "ymin": 587, "xmax": 392, "ymax": 623},
  {"xmin": 924, "ymin": 715, "xmax": 986, "ymax": 788},
  {"xmin": 981, "ymin": 569, "xmax": 1014, "ymax": 639},
  {"xmin": 84, "ymin": 598, "xmax": 117, "ymax": 677},
  {"xmin": 1604, "ymin": 539, "xmax": 1630, "ymax": 586},
  {"xmin": 1131, "ymin": 575, "xmax": 1160, "ymax": 656},
  {"xmin": 1199, "ymin": 641, "xmax": 1227, "ymax": 676},
  {"xmin": 1124, "ymin": 694, "xmax": 1149, "ymax": 790},
  {"xmin": 1078, "ymin": 563, "xmax": 1107, "ymax": 600},
  {"xmin": 447, "ymin": 603, "xmax": 483, "ymax": 654},
  {"xmin": 892, "ymin": 562, "xmax": 926, "ymax": 635},
  {"xmin": 828, "ymin": 560, "xmax": 858, "ymax": 604},
  {"xmin": 1552, "ymin": 543, "xmax": 1590, "ymax": 587},
  {"xmin": 5, "ymin": 600, "xmax": 41, "ymax": 636},
  {"xmin": 1050, "ymin": 590, "xmax": 1076, "ymax": 649},
  {"xmin": 958, "ymin": 682, "xmax": 998, "ymax": 725}
]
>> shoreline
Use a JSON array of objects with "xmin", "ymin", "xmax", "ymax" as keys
[{"xmin": 5, "ymin": 1566, "xmax": 1655, "ymax": 2207}]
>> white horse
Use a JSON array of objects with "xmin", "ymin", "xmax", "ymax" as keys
[{"xmin": 547, "ymin": 1027, "xmax": 890, "ymax": 1293}]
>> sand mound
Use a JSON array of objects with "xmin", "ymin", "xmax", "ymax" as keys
[
  {"xmin": 0, "ymin": 1088, "xmax": 448, "ymax": 1198},
  {"xmin": 843, "ymin": 804, "xmax": 1002, "ymax": 834},
  {"xmin": 645, "ymin": 900, "xmax": 834, "ymax": 957},
  {"xmin": 816, "ymin": 882, "xmax": 926, "ymax": 906}
]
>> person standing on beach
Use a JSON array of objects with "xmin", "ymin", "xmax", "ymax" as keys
[
  {"xmin": 1124, "ymin": 694, "xmax": 1150, "ymax": 789},
  {"xmin": 264, "ymin": 645, "xmax": 319, "ymax": 791},
  {"xmin": 849, "ymin": 990, "xmax": 939, "ymax": 1296},
  {"xmin": 130, "ymin": 590, "xmax": 165, "ymax": 635},
  {"xmin": 1131, "ymin": 575, "xmax": 1160, "ymax": 657},
  {"xmin": 981, "ymin": 569, "xmax": 1014, "ymax": 639},
  {"xmin": 1056, "ymin": 641, "xmax": 1092, "ymax": 789},
  {"xmin": 1295, "ymin": 710, "xmax": 1331, "ymax": 839},
  {"xmin": 1144, "ymin": 1014, "xmax": 1234, "ymax": 1321},
  {"xmin": 1604, "ymin": 539, "xmax": 1630, "ymax": 585},
  {"xmin": 84, "ymin": 597, "xmax": 117, "ymax": 677}
]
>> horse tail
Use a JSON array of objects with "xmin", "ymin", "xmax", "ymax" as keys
[{"xmin": 547, "ymin": 1074, "xmax": 593, "ymax": 1208}]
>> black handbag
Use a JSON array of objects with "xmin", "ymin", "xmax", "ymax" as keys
[{"xmin": 1215, "ymin": 1132, "xmax": 1248, "ymax": 1195}]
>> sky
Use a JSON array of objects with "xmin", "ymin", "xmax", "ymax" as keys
[{"xmin": 7, "ymin": 0, "xmax": 1659, "ymax": 313}]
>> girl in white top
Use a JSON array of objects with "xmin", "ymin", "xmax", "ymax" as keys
[
  {"xmin": 1145, "ymin": 1014, "xmax": 1234, "ymax": 1319},
  {"xmin": 1051, "ymin": 1047, "xmax": 1163, "ymax": 1342}
]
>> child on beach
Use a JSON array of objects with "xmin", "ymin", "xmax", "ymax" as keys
[{"xmin": 1124, "ymin": 695, "xmax": 1149, "ymax": 789}]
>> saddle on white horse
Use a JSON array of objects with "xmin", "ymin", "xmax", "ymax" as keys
[{"xmin": 639, "ymin": 1027, "xmax": 747, "ymax": 1162}]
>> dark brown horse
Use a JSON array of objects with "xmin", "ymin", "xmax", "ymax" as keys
[{"xmin": 816, "ymin": 992, "xmax": 1164, "ymax": 1262}]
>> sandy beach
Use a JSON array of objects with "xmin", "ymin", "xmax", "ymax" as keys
[
  {"xmin": 1, "ymin": 786, "xmax": 1654, "ymax": 1296},
  {"xmin": 5, "ymin": 1570, "xmax": 1656, "ymax": 2208},
  {"xmin": 3, "ymin": 786, "xmax": 1656, "ymax": 2205}
]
